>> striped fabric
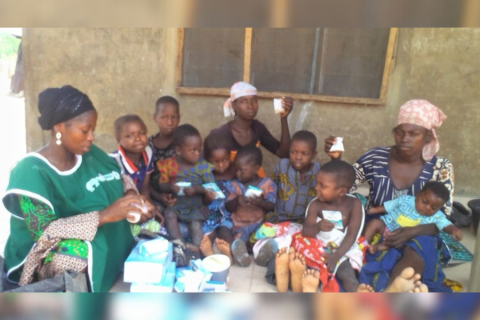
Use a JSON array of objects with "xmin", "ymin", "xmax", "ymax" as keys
[{"xmin": 351, "ymin": 147, "xmax": 454, "ymax": 216}]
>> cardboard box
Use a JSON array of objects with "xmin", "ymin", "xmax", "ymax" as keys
[
  {"xmin": 124, "ymin": 240, "xmax": 173, "ymax": 284},
  {"xmin": 138, "ymin": 237, "xmax": 170, "ymax": 256},
  {"xmin": 202, "ymin": 182, "xmax": 225, "ymax": 199},
  {"xmin": 174, "ymin": 261, "xmax": 213, "ymax": 292},
  {"xmin": 204, "ymin": 280, "xmax": 227, "ymax": 292},
  {"xmin": 130, "ymin": 261, "xmax": 176, "ymax": 292},
  {"xmin": 245, "ymin": 185, "xmax": 262, "ymax": 198}
]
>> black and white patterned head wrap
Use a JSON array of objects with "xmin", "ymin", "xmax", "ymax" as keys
[{"xmin": 37, "ymin": 85, "xmax": 95, "ymax": 130}]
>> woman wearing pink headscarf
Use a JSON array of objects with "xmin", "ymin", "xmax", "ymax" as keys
[
  {"xmin": 324, "ymin": 99, "xmax": 454, "ymax": 292},
  {"xmin": 210, "ymin": 82, "xmax": 293, "ymax": 177}
]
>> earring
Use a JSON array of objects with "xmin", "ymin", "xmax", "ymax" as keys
[{"xmin": 56, "ymin": 132, "xmax": 62, "ymax": 145}]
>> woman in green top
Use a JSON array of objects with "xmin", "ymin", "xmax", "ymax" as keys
[{"xmin": 2, "ymin": 85, "xmax": 154, "ymax": 292}]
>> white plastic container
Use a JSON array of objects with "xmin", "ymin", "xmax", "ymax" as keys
[{"xmin": 202, "ymin": 254, "xmax": 231, "ymax": 283}]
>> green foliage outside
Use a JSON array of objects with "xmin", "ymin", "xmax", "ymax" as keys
[{"xmin": 0, "ymin": 32, "xmax": 21, "ymax": 59}]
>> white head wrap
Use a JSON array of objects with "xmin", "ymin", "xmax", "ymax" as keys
[{"xmin": 223, "ymin": 82, "xmax": 257, "ymax": 117}]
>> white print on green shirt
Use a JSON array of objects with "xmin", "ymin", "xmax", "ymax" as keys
[{"xmin": 86, "ymin": 171, "xmax": 121, "ymax": 192}]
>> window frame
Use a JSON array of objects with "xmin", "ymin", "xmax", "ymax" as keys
[{"xmin": 176, "ymin": 28, "xmax": 398, "ymax": 105}]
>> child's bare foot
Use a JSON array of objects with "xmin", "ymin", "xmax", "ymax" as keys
[
  {"xmin": 408, "ymin": 279, "xmax": 429, "ymax": 293},
  {"xmin": 412, "ymin": 283, "xmax": 428, "ymax": 293},
  {"xmin": 385, "ymin": 267, "xmax": 421, "ymax": 293},
  {"xmin": 357, "ymin": 283, "xmax": 375, "ymax": 293},
  {"xmin": 289, "ymin": 251, "xmax": 306, "ymax": 293},
  {"xmin": 275, "ymin": 248, "xmax": 290, "ymax": 292},
  {"xmin": 288, "ymin": 246, "xmax": 296, "ymax": 262},
  {"xmin": 199, "ymin": 235, "xmax": 214, "ymax": 257},
  {"xmin": 302, "ymin": 269, "xmax": 319, "ymax": 293},
  {"xmin": 215, "ymin": 238, "xmax": 233, "ymax": 264}
]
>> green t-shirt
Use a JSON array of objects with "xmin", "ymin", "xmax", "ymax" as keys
[{"xmin": 3, "ymin": 144, "xmax": 135, "ymax": 292}]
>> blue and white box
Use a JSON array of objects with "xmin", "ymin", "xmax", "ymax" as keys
[
  {"xmin": 174, "ymin": 261, "xmax": 213, "ymax": 292},
  {"xmin": 202, "ymin": 182, "xmax": 225, "ymax": 199},
  {"xmin": 124, "ymin": 239, "xmax": 173, "ymax": 284},
  {"xmin": 130, "ymin": 261, "xmax": 176, "ymax": 293},
  {"xmin": 245, "ymin": 185, "xmax": 263, "ymax": 198}
]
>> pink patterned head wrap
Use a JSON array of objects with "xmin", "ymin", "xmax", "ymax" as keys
[
  {"xmin": 223, "ymin": 82, "xmax": 257, "ymax": 117},
  {"xmin": 396, "ymin": 99, "xmax": 447, "ymax": 161}
]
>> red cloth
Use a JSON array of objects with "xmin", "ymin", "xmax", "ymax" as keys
[
  {"xmin": 291, "ymin": 233, "xmax": 340, "ymax": 292},
  {"xmin": 291, "ymin": 234, "xmax": 369, "ymax": 292}
]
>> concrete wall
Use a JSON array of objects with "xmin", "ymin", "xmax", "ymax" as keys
[{"xmin": 22, "ymin": 28, "xmax": 480, "ymax": 196}]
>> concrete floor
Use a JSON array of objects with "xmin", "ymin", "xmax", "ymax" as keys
[
  {"xmin": 441, "ymin": 196, "xmax": 478, "ymax": 292},
  {"xmin": 110, "ymin": 217, "xmax": 477, "ymax": 293},
  {"xmin": 0, "ymin": 79, "xmax": 478, "ymax": 292}
]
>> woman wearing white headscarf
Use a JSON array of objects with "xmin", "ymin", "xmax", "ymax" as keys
[{"xmin": 210, "ymin": 82, "xmax": 294, "ymax": 177}]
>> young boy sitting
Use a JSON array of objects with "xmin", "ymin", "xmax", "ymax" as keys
[
  {"xmin": 110, "ymin": 115, "xmax": 153, "ymax": 199},
  {"xmin": 254, "ymin": 130, "xmax": 320, "ymax": 267},
  {"xmin": 364, "ymin": 181, "xmax": 463, "ymax": 254},
  {"xmin": 224, "ymin": 145, "xmax": 277, "ymax": 267},
  {"xmin": 299, "ymin": 160, "xmax": 364, "ymax": 292},
  {"xmin": 271, "ymin": 130, "xmax": 321, "ymax": 223},
  {"xmin": 110, "ymin": 114, "xmax": 164, "ymax": 235}
]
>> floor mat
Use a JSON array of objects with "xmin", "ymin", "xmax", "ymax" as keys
[{"xmin": 439, "ymin": 231, "xmax": 473, "ymax": 266}]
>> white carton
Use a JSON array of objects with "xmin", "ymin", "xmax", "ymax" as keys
[
  {"xmin": 124, "ymin": 240, "xmax": 173, "ymax": 284},
  {"xmin": 329, "ymin": 137, "xmax": 344, "ymax": 152},
  {"xmin": 273, "ymin": 98, "xmax": 285, "ymax": 114},
  {"xmin": 139, "ymin": 238, "xmax": 170, "ymax": 256},
  {"xmin": 245, "ymin": 185, "xmax": 263, "ymax": 198},
  {"xmin": 322, "ymin": 210, "xmax": 344, "ymax": 230},
  {"xmin": 175, "ymin": 182, "xmax": 192, "ymax": 196},
  {"xmin": 202, "ymin": 182, "xmax": 225, "ymax": 199},
  {"xmin": 130, "ymin": 261, "xmax": 176, "ymax": 292}
]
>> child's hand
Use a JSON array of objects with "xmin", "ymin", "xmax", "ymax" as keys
[
  {"xmin": 321, "ymin": 252, "xmax": 340, "ymax": 273},
  {"xmin": 159, "ymin": 193, "xmax": 177, "ymax": 207},
  {"xmin": 204, "ymin": 190, "xmax": 216, "ymax": 203},
  {"xmin": 452, "ymin": 227, "xmax": 463, "ymax": 241},
  {"xmin": 324, "ymin": 136, "xmax": 342, "ymax": 159},
  {"xmin": 247, "ymin": 195, "xmax": 264, "ymax": 206},
  {"xmin": 318, "ymin": 219, "xmax": 335, "ymax": 232},
  {"xmin": 279, "ymin": 96, "xmax": 293, "ymax": 119},
  {"xmin": 170, "ymin": 183, "xmax": 180, "ymax": 195},
  {"xmin": 383, "ymin": 227, "xmax": 416, "ymax": 249},
  {"xmin": 183, "ymin": 187, "xmax": 196, "ymax": 197},
  {"xmin": 238, "ymin": 195, "xmax": 250, "ymax": 206}
]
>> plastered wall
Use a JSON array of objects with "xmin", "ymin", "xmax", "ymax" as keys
[{"xmin": 22, "ymin": 28, "xmax": 480, "ymax": 196}]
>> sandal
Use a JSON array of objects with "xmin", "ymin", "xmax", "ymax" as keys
[
  {"xmin": 254, "ymin": 238, "xmax": 278, "ymax": 267},
  {"xmin": 231, "ymin": 239, "xmax": 251, "ymax": 267},
  {"xmin": 449, "ymin": 202, "xmax": 472, "ymax": 229}
]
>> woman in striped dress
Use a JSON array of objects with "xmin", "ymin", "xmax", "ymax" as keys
[{"xmin": 324, "ymin": 99, "xmax": 454, "ymax": 292}]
